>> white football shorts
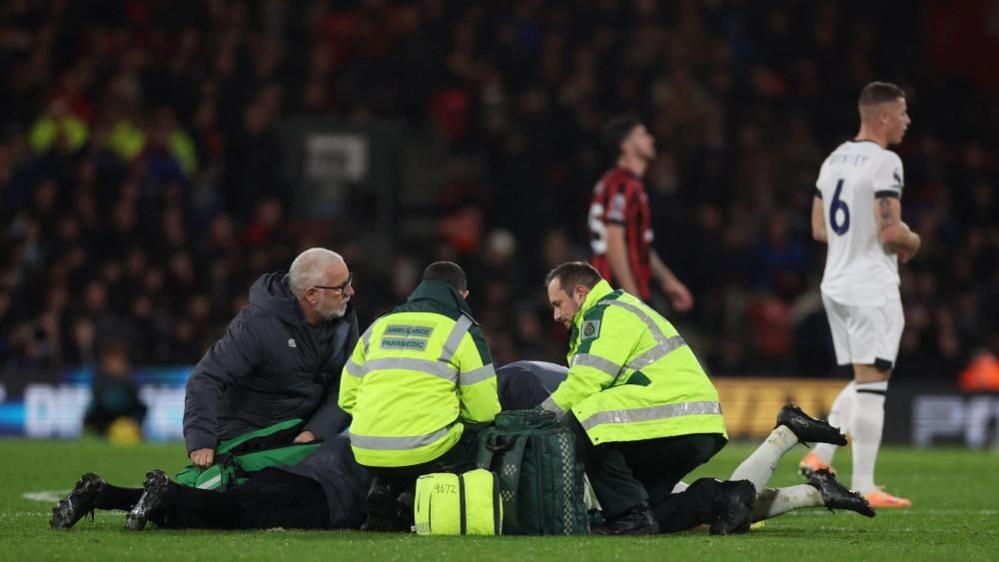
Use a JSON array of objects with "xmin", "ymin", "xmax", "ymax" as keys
[{"xmin": 821, "ymin": 293, "xmax": 904, "ymax": 369}]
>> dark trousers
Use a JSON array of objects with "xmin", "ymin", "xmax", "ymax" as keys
[
  {"xmin": 95, "ymin": 485, "xmax": 143, "ymax": 511},
  {"xmin": 366, "ymin": 425, "xmax": 481, "ymax": 486},
  {"xmin": 149, "ymin": 468, "xmax": 330, "ymax": 530},
  {"xmin": 361, "ymin": 425, "xmax": 482, "ymax": 529},
  {"xmin": 565, "ymin": 413, "xmax": 727, "ymax": 533}
]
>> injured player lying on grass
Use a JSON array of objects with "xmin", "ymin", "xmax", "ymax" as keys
[
  {"xmin": 674, "ymin": 404, "xmax": 876, "ymax": 525},
  {"xmin": 49, "ymin": 428, "xmax": 870, "ymax": 534},
  {"xmin": 590, "ymin": 403, "xmax": 876, "ymax": 530},
  {"xmin": 50, "ymin": 363, "xmax": 874, "ymax": 533},
  {"xmin": 50, "ymin": 434, "xmax": 370, "ymax": 531},
  {"xmin": 499, "ymin": 360, "xmax": 875, "ymax": 532}
]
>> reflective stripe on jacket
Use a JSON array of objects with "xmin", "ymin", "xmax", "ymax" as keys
[{"xmin": 339, "ymin": 281, "xmax": 500, "ymax": 467}]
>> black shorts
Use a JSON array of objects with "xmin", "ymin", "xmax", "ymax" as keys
[{"xmin": 225, "ymin": 468, "xmax": 330, "ymax": 529}]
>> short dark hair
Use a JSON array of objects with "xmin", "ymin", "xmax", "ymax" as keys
[
  {"xmin": 858, "ymin": 82, "xmax": 906, "ymax": 107},
  {"xmin": 601, "ymin": 115, "xmax": 642, "ymax": 156},
  {"xmin": 545, "ymin": 261, "xmax": 602, "ymax": 293},
  {"xmin": 423, "ymin": 261, "xmax": 467, "ymax": 291}
]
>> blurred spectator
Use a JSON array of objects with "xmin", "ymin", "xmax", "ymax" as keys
[
  {"xmin": 0, "ymin": 0, "xmax": 995, "ymax": 382},
  {"xmin": 29, "ymin": 100, "xmax": 88, "ymax": 155},
  {"xmin": 83, "ymin": 340, "xmax": 147, "ymax": 437}
]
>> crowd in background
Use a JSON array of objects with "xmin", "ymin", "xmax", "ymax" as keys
[{"xmin": 1, "ymin": 0, "xmax": 996, "ymax": 379}]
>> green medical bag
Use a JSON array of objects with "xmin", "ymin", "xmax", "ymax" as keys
[
  {"xmin": 477, "ymin": 410, "xmax": 589, "ymax": 535},
  {"xmin": 175, "ymin": 418, "xmax": 320, "ymax": 491}
]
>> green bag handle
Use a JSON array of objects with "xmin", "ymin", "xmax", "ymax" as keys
[
  {"xmin": 235, "ymin": 441, "xmax": 321, "ymax": 473},
  {"xmin": 476, "ymin": 429, "xmax": 497, "ymax": 469},
  {"xmin": 480, "ymin": 431, "xmax": 527, "ymax": 532},
  {"xmin": 475, "ymin": 410, "xmax": 562, "ymax": 534},
  {"xmin": 174, "ymin": 464, "xmax": 207, "ymax": 488},
  {"xmin": 476, "ymin": 409, "xmax": 559, "ymax": 466},
  {"xmin": 174, "ymin": 458, "xmax": 239, "ymax": 491},
  {"xmin": 176, "ymin": 418, "xmax": 309, "ymax": 489},
  {"xmin": 216, "ymin": 418, "xmax": 305, "ymax": 454}
]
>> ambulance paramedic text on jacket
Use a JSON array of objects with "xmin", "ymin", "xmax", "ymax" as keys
[
  {"xmin": 542, "ymin": 262, "xmax": 755, "ymax": 535},
  {"xmin": 339, "ymin": 261, "xmax": 501, "ymax": 531}
]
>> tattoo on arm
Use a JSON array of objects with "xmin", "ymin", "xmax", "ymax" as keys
[{"xmin": 879, "ymin": 198, "xmax": 896, "ymax": 228}]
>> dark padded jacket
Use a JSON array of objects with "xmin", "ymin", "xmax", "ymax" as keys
[{"xmin": 183, "ymin": 272, "xmax": 358, "ymax": 453}]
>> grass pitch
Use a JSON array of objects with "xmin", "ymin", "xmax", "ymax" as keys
[{"xmin": 1, "ymin": 438, "xmax": 996, "ymax": 562}]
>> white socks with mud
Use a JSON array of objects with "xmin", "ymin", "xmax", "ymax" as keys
[
  {"xmin": 730, "ymin": 425, "xmax": 799, "ymax": 494},
  {"xmin": 751, "ymin": 485, "xmax": 824, "ymax": 521},
  {"xmin": 850, "ymin": 381, "xmax": 888, "ymax": 494},
  {"xmin": 811, "ymin": 381, "xmax": 856, "ymax": 464}
]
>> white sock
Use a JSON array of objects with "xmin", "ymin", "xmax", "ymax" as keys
[
  {"xmin": 671, "ymin": 481, "xmax": 689, "ymax": 493},
  {"xmin": 751, "ymin": 485, "xmax": 824, "ymax": 521},
  {"xmin": 811, "ymin": 381, "xmax": 855, "ymax": 464},
  {"xmin": 730, "ymin": 425, "xmax": 798, "ymax": 494},
  {"xmin": 850, "ymin": 381, "xmax": 888, "ymax": 493}
]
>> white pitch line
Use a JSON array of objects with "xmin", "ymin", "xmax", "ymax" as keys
[
  {"xmin": 0, "ymin": 511, "xmax": 51, "ymax": 518},
  {"xmin": 783, "ymin": 509, "xmax": 998, "ymax": 517},
  {"xmin": 22, "ymin": 491, "xmax": 69, "ymax": 503},
  {"xmin": 21, "ymin": 483, "xmax": 143, "ymax": 504}
]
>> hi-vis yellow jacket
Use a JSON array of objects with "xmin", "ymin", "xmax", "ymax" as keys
[
  {"xmin": 339, "ymin": 281, "xmax": 500, "ymax": 467},
  {"xmin": 541, "ymin": 280, "xmax": 726, "ymax": 445}
]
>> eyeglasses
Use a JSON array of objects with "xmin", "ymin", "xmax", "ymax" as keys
[{"xmin": 312, "ymin": 273, "xmax": 353, "ymax": 295}]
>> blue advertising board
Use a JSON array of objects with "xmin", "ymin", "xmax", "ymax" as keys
[{"xmin": 0, "ymin": 367, "xmax": 192, "ymax": 442}]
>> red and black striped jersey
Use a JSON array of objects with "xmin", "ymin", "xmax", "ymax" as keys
[{"xmin": 588, "ymin": 166, "xmax": 653, "ymax": 299}]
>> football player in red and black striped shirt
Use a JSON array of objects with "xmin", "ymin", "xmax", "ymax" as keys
[{"xmin": 588, "ymin": 116, "xmax": 693, "ymax": 310}]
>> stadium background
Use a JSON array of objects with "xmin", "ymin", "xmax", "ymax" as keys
[{"xmin": 0, "ymin": 0, "xmax": 997, "ymax": 446}]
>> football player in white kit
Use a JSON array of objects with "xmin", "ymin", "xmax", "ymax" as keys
[{"xmin": 799, "ymin": 82, "xmax": 921, "ymax": 509}]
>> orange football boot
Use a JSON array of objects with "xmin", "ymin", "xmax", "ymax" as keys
[
  {"xmin": 864, "ymin": 487, "xmax": 912, "ymax": 509},
  {"xmin": 799, "ymin": 451, "xmax": 837, "ymax": 478}
]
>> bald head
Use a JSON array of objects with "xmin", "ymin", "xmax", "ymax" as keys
[{"xmin": 288, "ymin": 248, "xmax": 345, "ymax": 298}]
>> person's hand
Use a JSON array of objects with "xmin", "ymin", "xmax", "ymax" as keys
[
  {"xmin": 293, "ymin": 430, "xmax": 317, "ymax": 443},
  {"xmin": 907, "ymin": 233, "xmax": 921, "ymax": 261},
  {"xmin": 895, "ymin": 223, "xmax": 919, "ymax": 263},
  {"xmin": 662, "ymin": 279, "xmax": 694, "ymax": 312},
  {"xmin": 190, "ymin": 448, "xmax": 215, "ymax": 468}
]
